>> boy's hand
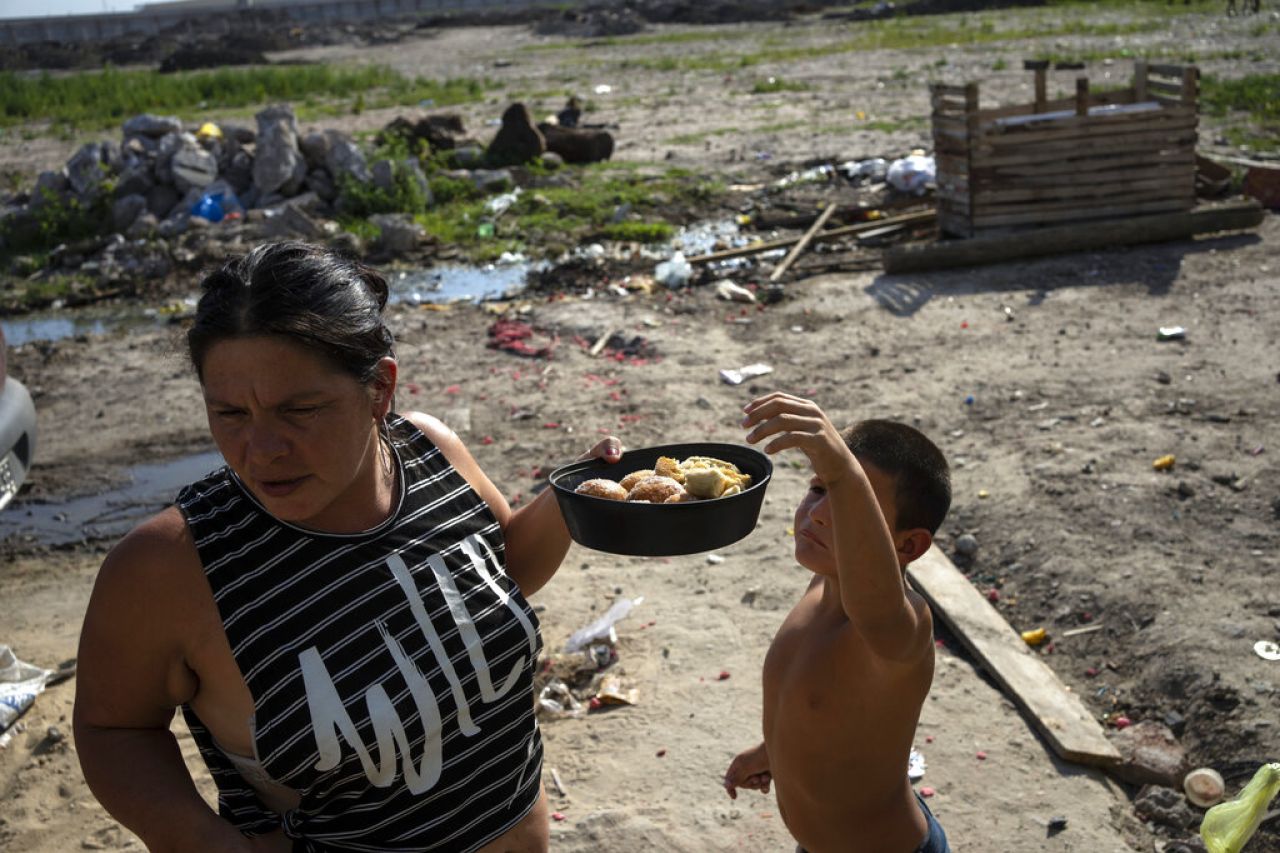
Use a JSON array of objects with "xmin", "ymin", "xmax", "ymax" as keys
[
  {"xmin": 742, "ymin": 393, "xmax": 855, "ymax": 487},
  {"xmin": 723, "ymin": 742, "xmax": 771, "ymax": 800}
]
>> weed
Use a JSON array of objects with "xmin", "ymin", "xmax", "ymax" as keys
[{"xmin": 598, "ymin": 221, "xmax": 675, "ymax": 242}]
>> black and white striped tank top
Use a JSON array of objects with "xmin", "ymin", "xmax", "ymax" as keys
[{"xmin": 177, "ymin": 414, "xmax": 544, "ymax": 852}]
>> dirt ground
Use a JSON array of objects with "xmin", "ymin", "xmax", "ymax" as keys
[{"xmin": 2, "ymin": 4, "xmax": 1279, "ymax": 852}]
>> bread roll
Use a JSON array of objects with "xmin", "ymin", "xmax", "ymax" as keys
[
  {"xmin": 574, "ymin": 478, "xmax": 628, "ymax": 501},
  {"xmin": 619, "ymin": 469, "xmax": 655, "ymax": 491},
  {"xmin": 627, "ymin": 476, "xmax": 685, "ymax": 503}
]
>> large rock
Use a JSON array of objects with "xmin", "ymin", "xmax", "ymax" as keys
[
  {"xmin": 30, "ymin": 170, "xmax": 69, "ymax": 207},
  {"xmin": 486, "ymin": 103, "xmax": 545, "ymax": 167},
  {"xmin": 252, "ymin": 104, "xmax": 303, "ymax": 197},
  {"xmin": 262, "ymin": 203, "xmax": 324, "ymax": 240},
  {"xmin": 125, "ymin": 212, "xmax": 158, "ymax": 240},
  {"xmin": 154, "ymin": 131, "xmax": 196, "ymax": 186},
  {"xmin": 299, "ymin": 132, "xmax": 330, "ymax": 169},
  {"xmin": 324, "ymin": 131, "xmax": 371, "ymax": 185},
  {"xmin": 1109, "ymin": 721, "xmax": 1189, "ymax": 788},
  {"xmin": 122, "ymin": 114, "xmax": 183, "ymax": 139},
  {"xmin": 145, "ymin": 184, "xmax": 181, "ymax": 218},
  {"xmin": 66, "ymin": 143, "xmax": 110, "ymax": 197},
  {"xmin": 171, "ymin": 146, "xmax": 219, "ymax": 194},
  {"xmin": 281, "ymin": 155, "xmax": 308, "ymax": 198},
  {"xmin": 224, "ymin": 150, "xmax": 255, "ymax": 195},
  {"xmin": 370, "ymin": 213, "xmax": 425, "ymax": 255},
  {"xmin": 305, "ymin": 169, "xmax": 337, "ymax": 203},
  {"xmin": 537, "ymin": 123, "xmax": 614, "ymax": 164},
  {"xmin": 379, "ymin": 113, "xmax": 471, "ymax": 152},
  {"xmin": 113, "ymin": 162, "xmax": 155, "ymax": 199},
  {"xmin": 401, "ymin": 158, "xmax": 431, "ymax": 206},
  {"xmin": 112, "ymin": 194, "xmax": 148, "ymax": 233},
  {"xmin": 371, "ymin": 159, "xmax": 397, "ymax": 194}
]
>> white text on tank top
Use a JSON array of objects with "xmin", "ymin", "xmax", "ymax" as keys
[{"xmin": 298, "ymin": 533, "xmax": 537, "ymax": 794}]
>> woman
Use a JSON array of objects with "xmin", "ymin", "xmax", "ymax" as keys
[{"xmin": 73, "ymin": 242, "xmax": 621, "ymax": 851}]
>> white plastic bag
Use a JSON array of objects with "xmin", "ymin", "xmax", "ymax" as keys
[
  {"xmin": 564, "ymin": 597, "xmax": 643, "ymax": 653},
  {"xmin": 887, "ymin": 155, "xmax": 936, "ymax": 195},
  {"xmin": 654, "ymin": 252, "xmax": 693, "ymax": 288},
  {"xmin": 1, "ymin": 645, "xmax": 52, "ymax": 733}
]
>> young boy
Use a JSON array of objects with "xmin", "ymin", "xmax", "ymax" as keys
[{"xmin": 725, "ymin": 392, "xmax": 951, "ymax": 853}]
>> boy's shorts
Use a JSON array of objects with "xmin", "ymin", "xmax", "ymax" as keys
[{"xmin": 795, "ymin": 792, "xmax": 950, "ymax": 853}]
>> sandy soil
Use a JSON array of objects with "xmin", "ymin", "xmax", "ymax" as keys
[{"xmin": 2, "ymin": 4, "xmax": 1279, "ymax": 852}]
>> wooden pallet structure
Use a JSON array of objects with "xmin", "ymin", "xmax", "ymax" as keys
[{"xmin": 932, "ymin": 61, "xmax": 1200, "ymax": 238}]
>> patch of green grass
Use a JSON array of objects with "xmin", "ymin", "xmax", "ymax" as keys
[
  {"xmin": 1201, "ymin": 72, "xmax": 1280, "ymax": 152},
  {"xmin": 0, "ymin": 65, "xmax": 490, "ymax": 130},
  {"xmin": 408, "ymin": 166, "xmax": 721, "ymax": 260},
  {"xmin": 751, "ymin": 76, "xmax": 811, "ymax": 94},
  {"xmin": 667, "ymin": 127, "xmax": 736, "ymax": 145},
  {"xmin": 0, "ymin": 184, "xmax": 114, "ymax": 258},
  {"xmin": 597, "ymin": 221, "xmax": 675, "ymax": 242}
]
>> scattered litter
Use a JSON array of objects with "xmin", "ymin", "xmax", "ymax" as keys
[
  {"xmin": 954, "ymin": 533, "xmax": 979, "ymax": 557},
  {"xmin": 1185, "ymin": 767, "xmax": 1227, "ymax": 808},
  {"xmin": 552, "ymin": 811, "xmax": 567, "ymax": 822},
  {"xmin": 1153, "ymin": 455, "xmax": 1177, "ymax": 471},
  {"xmin": 1157, "ymin": 326, "xmax": 1187, "ymax": 341},
  {"xmin": 538, "ymin": 679, "xmax": 586, "ymax": 718},
  {"xmin": 909, "ymin": 749, "xmax": 927, "ymax": 780},
  {"xmin": 594, "ymin": 84, "xmax": 613, "ymax": 94},
  {"xmin": 719, "ymin": 363, "xmax": 773, "ymax": 385},
  {"xmin": 715, "ymin": 280, "xmax": 756, "ymax": 304},
  {"xmin": 564, "ymin": 597, "xmax": 643, "ymax": 653},
  {"xmin": 1254, "ymin": 640, "xmax": 1280, "ymax": 661},
  {"xmin": 1, "ymin": 645, "xmax": 53, "ymax": 735},
  {"xmin": 485, "ymin": 187, "xmax": 522, "ymax": 217},
  {"xmin": 717, "ymin": 670, "xmax": 731, "ymax": 681},
  {"xmin": 594, "ymin": 674, "xmax": 639, "ymax": 706},
  {"xmin": 1111, "ymin": 715, "xmax": 1132, "ymax": 730},
  {"xmin": 1021, "ymin": 628, "xmax": 1048, "ymax": 646},
  {"xmin": 976, "ymin": 750, "xmax": 988, "ymax": 761},
  {"xmin": 487, "ymin": 319, "xmax": 558, "ymax": 359},
  {"xmin": 706, "ymin": 553, "xmax": 725, "ymax": 565},
  {"xmin": 654, "ymin": 251, "xmax": 694, "ymax": 288},
  {"xmin": 919, "ymin": 786, "xmax": 936, "ymax": 798},
  {"xmin": 886, "ymin": 154, "xmax": 936, "ymax": 194},
  {"xmin": 1200, "ymin": 762, "xmax": 1280, "ymax": 853},
  {"xmin": 1047, "ymin": 816, "xmax": 1068, "ymax": 833}
]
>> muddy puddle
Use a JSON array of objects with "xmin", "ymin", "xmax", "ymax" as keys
[{"xmin": 0, "ymin": 450, "xmax": 223, "ymax": 547}]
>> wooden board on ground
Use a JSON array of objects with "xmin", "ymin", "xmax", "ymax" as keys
[
  {"xmin": 906, "ymin": 545, "xmax": 1121, "ymax": 767},
  {"xmin": 884, "ymin": 199, "xmax": 1264, "ymax": 273}
]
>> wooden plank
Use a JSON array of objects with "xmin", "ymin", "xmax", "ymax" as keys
[
  {"xmin": 1146, "ymin": 79, "xmax": 1184, "ymax": 97},
  {"xmin": 770, "ymin": 202, "xmax": 837, "ymax": 282},
  {"xmin": 973, "ymin": 89, "xmax": 1134, "ymax": 122},
  {"xmin": 1148, "ymin": 62, "xmax": 1189, "ymax": 78},
  {"xmin": 975, "ymin": 112, "xmax": 1196, "ymax": 146},
  {"xmin": 932, "ymin": 83, "xmax": 971, "ymax": 99},
  {"xmin": 976, "ymin": 119, "xmax": 1197, "ymax": 154},
  {"xmin": 972, "ymin": 133, "xmax": 1196, "ymax": 167},
  {"xmin": 884, "ymin": 197, "xmax": 1265, "ymax": 270},
  {"xmin": 973, "ymin": 175, "xmax": 1188, "ymax": 205},
  {"xmin": 972, "ymin": 197, "xmax": 1192, "ymax": 227},
  {"xmin": 906, "ymin": 546, "xmax": 1121, "ymax": 766},
  {"xmin": 686, "ymin": 210, "xmax": 936, "ymax": 264},
  {"xmin": 971, "ymin": 164, "xmax": 1191, "ymax": 191},
  {"xmin": 973, "ymin": 150, "xmax": 1193, "ymax": 180}
]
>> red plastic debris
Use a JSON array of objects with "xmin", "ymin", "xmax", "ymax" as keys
[
  {"xmin": 481, "ymin": 436, "xmax": 495, "ymax": 445},
  {"xmin": 589, "ymin": 697, "xmax": 602, "ymax": 711},
  {"xmin": 1112, "ymin": 715, "xmax": 1132, "ymax": 730},
  {"xmin": 976, "ymin": 751, "xmax": 987, "ymax": 761},
  {"xmin": 986, "ymin": 589, "xmax": 1000, "ymax": 603},
  {"xmin": 919, "ymin": 787, "xmax": 935, "ymax": 798},
  {"xmin": 718, "ymin": 670, "xmax": 731, "ymax": 681},
  {"xmin": 925, "ymin": 735, "xmax": 934, "ymax": 744},
  {"xmin": 487, "ymin": 319, "xmax": 557, "ymax": 359},
  {"xmin": 960, "ymin": 321, "xmax": 969, "ymax": 329},
  {"xmin": 552, "ymin": 812, "xmax": 566, "ymax": 822},
  {"xmin": 543, "ymin": 422, "xmax": 561, "ymax": 429},
  {"xmin": 656, "ymin": 748, "xmax": 667, "ymax": 757},
  {"xmin": 443, "ymin": 384, "xmax": 461, "ymax": 395},
  {"xmin": 1084, "ymin": 667, "xmax": 1099, "ymax": 677}
]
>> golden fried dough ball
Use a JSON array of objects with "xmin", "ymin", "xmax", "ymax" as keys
[
  {"xmin": 574, "ymin": 478, "xmax": 628, "ymax": 501},
  {"xmin": 654, "ymin": 456, "xmax": 684, "ymax": 483},
  {"xmin": 663, "ymin": 491, "xmax": 693, "ymax": 504},
  {"xmin": 619, "ymin": 469, "xmax": 655, "ymax": 491},
  {"xmin": 627, "ymin": 476, "xmax": 685, "ymax": 503}
]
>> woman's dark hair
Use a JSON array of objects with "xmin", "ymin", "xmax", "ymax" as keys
[
  {"xmin": 187, "ymin": 242, "xmax": 394, "ymax": 385},
  {"xmin": 841, "ymin": 419, "xmax": 951, "ymax": 536}
]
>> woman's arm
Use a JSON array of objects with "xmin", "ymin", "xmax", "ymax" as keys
[
  {"xmin": 406, "ymin": 412, "xmax": 620, "ymax": 596},
  {"xmin": 73, "ymin": 510, "xmax": 253, "ymax": 852}
]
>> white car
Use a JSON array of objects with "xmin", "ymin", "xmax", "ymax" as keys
[{"xmin": 0, "ymin": 326, "xmax": 36, "ymax": 510}]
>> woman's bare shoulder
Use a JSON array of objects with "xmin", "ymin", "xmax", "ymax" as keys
[{"xmin": 93, "ymin": 506, "xmax": 204, "ymax": 601}]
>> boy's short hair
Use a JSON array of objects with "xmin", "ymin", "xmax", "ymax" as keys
[{"xmin": 841, "ymin": 420, "xmax": 950, "ymax": 535}]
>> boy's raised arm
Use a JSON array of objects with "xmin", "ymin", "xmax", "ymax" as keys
[{"xmin": 742, "ymin": 393, "xmax": 930, "ymax": 662}]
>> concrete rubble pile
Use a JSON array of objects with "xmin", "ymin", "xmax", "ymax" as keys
[{"xmin": 0, "ymin": 101, "xmax": 611, "ymax": 288}]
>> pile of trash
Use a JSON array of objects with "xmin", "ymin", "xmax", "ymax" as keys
[{"xmin": 536, "ymin": 597, "xmax": 644, "ymax": 720}]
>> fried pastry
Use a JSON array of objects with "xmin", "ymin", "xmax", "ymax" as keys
[
  {"xmin": 619, "ymin": 469, "xmax": 655, "ymax": 491},
  {"xmin": 574, "ymin": 478, "xmax": 628, "ymax": 501},
  {"xmin": 627, "ymin": 476, "xmax": 685, "ymax": 503}
]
